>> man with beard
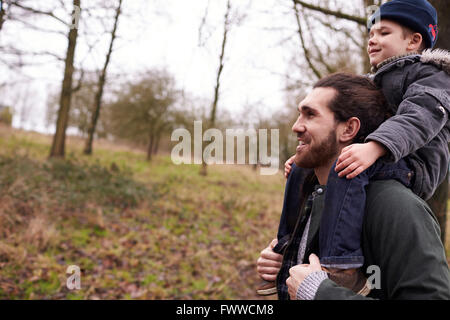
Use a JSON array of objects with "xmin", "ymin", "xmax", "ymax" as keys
[{"xmin": 256, "ymin": 72, "xmax": 450, "ymax": 300}]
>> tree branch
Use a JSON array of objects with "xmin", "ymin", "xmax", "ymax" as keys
[
  {"xmin": 0, "ymin": 45, "xmax": 65, "ymax": 61},
  {"xmin": 293, "ymin": 0, "xmax": 366, "ymax": 26},
  {"xmin": 198, "ymin": 0, "xmax": 211, "ymax": 47},
  {"xmin": 292, "ymin": 0, "xmax": 322, "ymax": 79},
  {"xmin": 12, "ymin": 17, "xmax": 67, "ymax": 36},
  {"xmin": 312, "ymin": 13, "xmax": 361, "ymax": 48},
  {"xmin": 303, "ymin": 8, "xmax": 335, "ymax": 74},
  {"xmin": 13, "ymin": 2, "xmax": 68, "ymax": 26}
]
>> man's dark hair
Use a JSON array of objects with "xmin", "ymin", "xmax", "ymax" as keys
[{"xmin": 313, "ymin": 72, "xmax": 390, "ymax": 143}]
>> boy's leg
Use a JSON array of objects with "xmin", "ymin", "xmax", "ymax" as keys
[
  {"xmin": 319, "ymin": 159, "xmax": 413, "ymax": 270},
  {"xmin": 318, "ymin": 159, "xmax": 413, "ymax": 294},
  {"xmin": 318, "ymin": 161, "xmax": 369, "ymax": 270}
]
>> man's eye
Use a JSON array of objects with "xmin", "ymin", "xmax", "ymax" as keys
[{"xmin": 381, "ymin": 32, "xmax": 389, "ymax": 35}]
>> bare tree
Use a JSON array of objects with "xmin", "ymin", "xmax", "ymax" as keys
[
  {"xmin": 83, "ymin": 0, "xmax": 122, "ymax": 155},
  {"xmin": 200, "ymin": 0, "xmax": 233, "ymax": 176},
  {"xmin": 49, "ymin": 0, "xmax": 81, "ymax": 158}
]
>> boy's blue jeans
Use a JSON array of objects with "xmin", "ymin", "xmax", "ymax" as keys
[{"xmin": 276, "ymin": 159, "xmax": 414, "ymax": 269}]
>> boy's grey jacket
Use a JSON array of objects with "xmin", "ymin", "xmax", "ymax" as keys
[{"xmin": 367, "ymin": 49, "xmax": 450, "ymax": 200}]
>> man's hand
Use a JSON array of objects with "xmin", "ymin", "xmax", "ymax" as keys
[
  {"xmin": 286, "ymin": 254, "xmax": 322, "ymax": 300},
  {"xmin": 335, "ymin": 141, "xmax": 387, "ymax": 179},
  {"xmin": 256, "ymin": 239, "xmax": 283, "ymax": 282},
  {"xmin": 284, "ymin": 155, "xmax": 296, "ymax": 179}
]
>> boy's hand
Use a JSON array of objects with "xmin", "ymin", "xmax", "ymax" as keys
[
  {"xmin": 284, "ymin": 155, "xmax": 296, "ymax": 179},
  {"xmin": 335, "ymin": 141, "xmax": 387, "ymax": 179}
]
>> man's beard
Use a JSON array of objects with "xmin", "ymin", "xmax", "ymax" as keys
[{"xmin": 294, "ymin": 129, "xmax": 339, "ymax": 169}]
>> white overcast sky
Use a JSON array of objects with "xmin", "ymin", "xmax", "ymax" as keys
[{"xmin": 0, "ymin": 0, "xmax": 362, "ymax": 133}]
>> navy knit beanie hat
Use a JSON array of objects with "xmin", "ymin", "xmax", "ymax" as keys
[{"xmin": 368, "ymin": 0, "xmax": 438, "ymax": 48}]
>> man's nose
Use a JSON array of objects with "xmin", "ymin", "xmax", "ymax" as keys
[{"xmin": 292, "ymin": 117, "xmax": 305, "ymax": 133}]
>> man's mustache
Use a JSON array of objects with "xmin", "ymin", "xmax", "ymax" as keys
[{"xmin": 297, "ymin": 133, "xmax": 311, "ymax": 144}]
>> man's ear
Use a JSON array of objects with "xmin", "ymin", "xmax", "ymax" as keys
[
  {"xmin": 338, "ymin": 117, "xmax": 360, "ymax": 143},
  {"xmin": 408, "ymin": 33, "xmax": 423, "ymax": 52}
]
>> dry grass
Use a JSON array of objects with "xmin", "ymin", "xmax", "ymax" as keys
[
  {"xmin": 23, "ymin": 216, "xmax": 60, "ymax": 251},
  {"xmin": 0, "ymin": 126, "xmax": 285, "ymax": 299}
]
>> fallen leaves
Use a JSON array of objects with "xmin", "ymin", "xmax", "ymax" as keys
[{"xmin": 0, "ymin": 130, "xmax": 287, "ymax": 300}]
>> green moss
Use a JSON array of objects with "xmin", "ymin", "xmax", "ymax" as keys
[
  {"xmin": 66, "ymin": 292, "xmax": 84, "ymax": 300},
  {"xmin": 93, "ymin": 226, "xmax": 108, "ymax": 237},
  {"xmin": 191, "ymin": 279, "xmax": 207, "ymax": 291},
  {"xmin": 142, "ymin": 274, "xmax": 157, "ymax": 286},
  {"xmin": 72, "ymin": 228, "xmax": 92, "ymax": 247}
]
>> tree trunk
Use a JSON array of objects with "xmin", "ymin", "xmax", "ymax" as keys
[
  {"xmin": 153, "ymin": 132, "xmax": 161, "ymax": 155},
  {"xmin": 49, "ymin": 0, "xmax": 80, "ymax": 158},
  {"xmin": 147, "ymin": 131, "xmax": 154, "ymax": 161},
  {"xmin": 84, "ymin": 0, "xmax": 122, "ymax": 155},
  {"xmin": 201, "ymin": 0, "xmax": 231, "ymax": 176},
  {"xmin": 0, "ymin": 0, "xmax": 5, "ymax": 32},
  {"xmin": 427, "ymin": 0, "xmax": 450, "ymax": 246}
]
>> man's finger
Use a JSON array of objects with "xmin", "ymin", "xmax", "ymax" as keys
[
  {"xmin": 257, "ymin": 257, "xmax": 282, "ymax": 268},
  {"xmin": 286, "ymin": 277, "xmax": 296, "ymax": 300},
  {"xmin": 261, "ymin": 250, "xmax": 283, "ymax": 262},
  {"xmin": 286, "ymin": 276, "xmax": 291, "ymax": 287},
  {"xmin": 257, "ymin": 266, "xmax": 281, "ymax": 275},
  {"xmin": 261, "ymin": 273, "xmax": 277, "ymax": 282},
  {"xmin": 270, "ymin": 238, "xmax": 278, "ymax": 249},
  {"xmin": 288, "ymin": 264, "xmax": 309, "ymax": 276},
  {"xmin": 309, "ymin": 254, "xmax": 321, "ymax": 268}
]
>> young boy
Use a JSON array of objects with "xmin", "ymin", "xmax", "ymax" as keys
[{"xmin": 258, "ymin": 0, "xmax": 450, "ymax": 296}]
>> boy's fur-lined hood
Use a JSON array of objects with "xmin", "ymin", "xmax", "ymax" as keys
[
  {"xmin": 421, "ymin": 49, "xmax": 450, "ymax": 75},
  {"xmin": 372, "ymin": 49, "xmax": 450, "ymax": 75}
]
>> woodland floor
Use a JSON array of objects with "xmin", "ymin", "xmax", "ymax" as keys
[{"xmin": 0, "ymin": 125, "xmax": 448, "ymax": 299}]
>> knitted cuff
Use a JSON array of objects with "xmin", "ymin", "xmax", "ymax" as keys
[{"xmin": 296, "ymin": 271, "xmax": 328, "ymax": 300}]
